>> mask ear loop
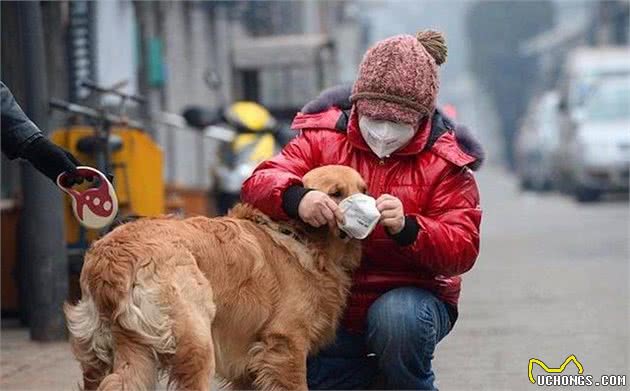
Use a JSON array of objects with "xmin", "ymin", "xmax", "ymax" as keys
[{"xmin": 414, "ymin": 112, "xmax": 430, "ymax": 131}]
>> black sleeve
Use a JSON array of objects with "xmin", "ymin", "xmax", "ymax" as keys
[
  {"xmin": 1, "ymin": 81, "xmax": 43, "ymax": 159},
  {"xmin": 387, "ymin": 215, "xmax": 420, "ymax": 247},
  {"xmin": 281, "ymin": 185, "xmax": 313, "ymax": 220}
]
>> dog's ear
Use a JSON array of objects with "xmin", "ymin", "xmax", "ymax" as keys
[{"xmin": 302, "ymin": 172, "xmax": 331, "ymax": 194}]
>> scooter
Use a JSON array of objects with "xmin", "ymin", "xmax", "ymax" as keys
[{"xmin": 182, "ymin": 101, "xmax": 284, "ymax": 214}]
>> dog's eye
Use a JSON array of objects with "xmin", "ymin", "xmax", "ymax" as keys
[{"xmin": 330, "ymin": 190, "xmax": 342, "ymax": 198}]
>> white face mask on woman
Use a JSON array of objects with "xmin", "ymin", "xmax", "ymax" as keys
[{"xmin": 359, "ymin": 116, "xmax": 416, "ymax": 158}]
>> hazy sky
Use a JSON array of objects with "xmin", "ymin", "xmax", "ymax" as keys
[
  {"xmin": 361, "ymin": 0, "xmax": 592, "ymax": 102},
  {"xmin": 362, "ymin": 1, "xmax": 470, "ymax": 90}
]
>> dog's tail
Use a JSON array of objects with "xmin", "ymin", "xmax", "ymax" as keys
[
  {"xmin": 64, "ymin": 230, "xmax": 176, "ymax": 389},
  {"xmin": 63, "ymin": 287, "xmax": 114, "ymax": 390}
]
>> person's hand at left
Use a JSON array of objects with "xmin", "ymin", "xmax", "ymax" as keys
[
  {"xmin": 376, "ymin": 194, "xmax": 405, "ymax": 235},
  {"xmin": 21, "ymin": 137, "xmax": 83, "ymax": 186}
]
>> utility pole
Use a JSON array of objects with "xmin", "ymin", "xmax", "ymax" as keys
[{"xmin": 16, "ymin": 1, "xmax": 68, "ymax": 341}]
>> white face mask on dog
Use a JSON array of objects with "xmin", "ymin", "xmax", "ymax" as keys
[
  {"xmin": 337, "ymin": 193, "xmax": 381, "ymax": 239},
  {"xmin": 359, "ymin": 116, "xmax": 415, "ymax": 158}
]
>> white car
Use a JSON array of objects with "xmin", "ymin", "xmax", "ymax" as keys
[
  {"xmin": 515, "ymin": 91, "xmax": 561, "ymax": 191},
  {"xmin": 564, "ymin": 76, "xmax": 630, "ymax": 202}
]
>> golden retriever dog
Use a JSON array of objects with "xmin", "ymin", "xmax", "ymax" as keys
[{"xmin": 64, "ymin": 165, "xmax": 366, "ymax": 391}]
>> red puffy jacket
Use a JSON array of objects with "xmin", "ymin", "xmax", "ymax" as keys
[{"xmin": 241, "ymin": 106, "xmax": 482, "ymax": 332}]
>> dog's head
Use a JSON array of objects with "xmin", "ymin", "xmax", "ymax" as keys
[
  {"xmin": 301, "ymin": 165, "xmax": 365, "ymax": 269},
  {"xmin": 302, "ymin": 165, "xmax": 367, "ymax": 204},
  {"xmin": 302, "ymin": 165, "xmax": 367, "ymax": 243}
]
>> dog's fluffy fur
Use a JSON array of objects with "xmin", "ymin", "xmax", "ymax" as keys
[{"xmin": 64, "ymin": 165, "xmax": 366, "ymax": 391}]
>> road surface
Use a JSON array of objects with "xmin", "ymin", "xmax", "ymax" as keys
[{"xmin": 434, "ymin": 166, "xmax": 629, "ymax": 390}]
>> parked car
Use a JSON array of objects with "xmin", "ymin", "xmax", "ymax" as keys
[
  {"xmin": 556, "ymin": 47, "xmax": 630, "ymax": 195},
  {"xmin": 559, "ymin": 76, "xmax": 630, "ymax": 202},
  {"xmin": 559, "ymin": 47, "xmax": 630, "ymax": 110},
  {"xmin": 515, "ymin": 91, "xmax": 561, "ymax": 191}
]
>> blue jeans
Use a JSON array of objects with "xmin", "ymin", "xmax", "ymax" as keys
[{"xmin": 307, "ymin": 287, "xmax": 454, "ymax": 390}]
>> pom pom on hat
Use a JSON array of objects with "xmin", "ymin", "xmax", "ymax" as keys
[{"xmin": 416, "ymin": 30, "xmax": 447, "ymax": 66}]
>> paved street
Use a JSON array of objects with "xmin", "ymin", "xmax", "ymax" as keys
[
  {"xmin": 1, "ymin": 166, "xmax": 628, "ymax": 390},
  {"xmin": 434, "ymin": 166, "xmax": 629, "ymax": 390}
]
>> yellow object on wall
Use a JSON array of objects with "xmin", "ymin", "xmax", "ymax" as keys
[{"xmin": 51, "ymin": 127, "xmax": 164, "ymax": 245}]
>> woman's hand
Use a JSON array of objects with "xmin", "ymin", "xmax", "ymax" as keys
[
  {"xmin": 298, "ymin": 190, "xmax": 345, "ymax": 229},
  {"xmin": 376, "ymin": 194, "xmax": 405, "ymax": 234}
]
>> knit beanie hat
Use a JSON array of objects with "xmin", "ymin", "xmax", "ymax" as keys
[{"xmin": 351, "ymin": 30, "xmax": 447, "ymax": 126}]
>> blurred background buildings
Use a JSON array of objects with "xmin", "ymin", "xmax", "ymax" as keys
[
  {"xmin": 3, "ymin": 0, "xmax": 627, "ymax": 197},
  {"xmin": 2, "ymin": 0, "xmax": 363, "ymax": 197}
]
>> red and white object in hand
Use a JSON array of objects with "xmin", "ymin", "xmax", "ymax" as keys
[{"xmin": 57, "ymin": 166, "xmax": 118, "ymax": 229}]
